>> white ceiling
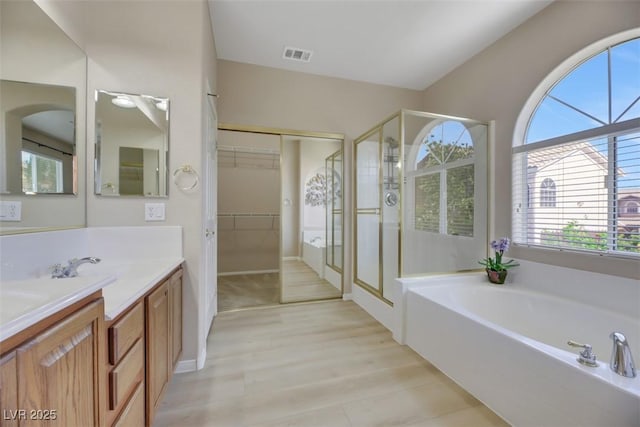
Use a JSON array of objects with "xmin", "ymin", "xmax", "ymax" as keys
[{"xmin": 209, "ymin": 0, "xmax": 552, "ymax": 90}]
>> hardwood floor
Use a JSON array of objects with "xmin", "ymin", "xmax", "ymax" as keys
[
  {"xmin": 218, "ymin": 261, "xmax": 342, "ymax": 312},
  {"xmin": 217, "ymin": 273, "xmax": 280, "ymax": 311},
  {"xmin": 281, "ymin": 259, "xmax": 342, "ymax": 303},
  {"xmin": 155, "ymin": 301, "xmax": 508, "ymax": 427}
]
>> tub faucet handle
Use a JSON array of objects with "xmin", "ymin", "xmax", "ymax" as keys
[
  {"xmin": 567, "ymin": 340, "xmax": 598, "ymax": 367},
  {"xmin": 609, "ymin": 332, "xmax": 636, "ymax": 378}
]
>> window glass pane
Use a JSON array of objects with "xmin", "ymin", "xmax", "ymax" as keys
[
  {"xmin": 526, "ymin": 97, "xmax": 603, "ymax": 143},
  {"xmin": 549, "ymin": 50, "xmax": 609, "ymax": 124},
  {"xmin": 415, "ymin": 173, "xmax": 440, "ymax": 232},
  {"xmin": 447, "ymin": 165, "xmax": 474, "ymax": 237},
  {"xmin": 416, "ymin": 120, "xmax": 473, "ymax": 168},
  {"xmin": 21, "ymin": 151, "xmax": 63, "ymax": 193},
  {"xmin": 611, "ymin": 38, "xmax": 640, "ymax": 122}
]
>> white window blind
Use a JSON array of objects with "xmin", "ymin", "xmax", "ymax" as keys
[
  {"xmin": 513, "ymin": 37, "xmax": 640, "ymax": 257},
  {"xmin": 513, "ymin": 131, "xmax": 640, "ymax": 255}
]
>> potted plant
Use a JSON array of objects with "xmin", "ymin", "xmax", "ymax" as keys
[{"xmin": 479, "ymin": 237, "xmax": 519, "ymax": 284}]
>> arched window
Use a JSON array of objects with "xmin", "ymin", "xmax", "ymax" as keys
[
  {"xmin": 413, "ymin": 120, "xmax": 475, "ymax": 237},
  {"xmin": 513, "ymin": 36, "xmax": 640, "ymax": 255},
  {"xmin": 626, "ymin": 201, "xmax": 639, "ymax": 214},
  {"xmin": 540, "ymin": 178, "xmax": 556, "ymax": 207}
]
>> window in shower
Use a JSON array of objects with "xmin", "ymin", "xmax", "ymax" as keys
[{"xmin": 414, "ymin": 120, "xmax": 475, "ymax": 237}]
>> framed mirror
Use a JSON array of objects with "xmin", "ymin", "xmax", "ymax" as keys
[
  {"xmin": 94, "ymin": 90, "xmax": 170, "ymax": 197},
  {"xmin": 0, "ymin": 0, "xmax": 86, "ymax": 234}
]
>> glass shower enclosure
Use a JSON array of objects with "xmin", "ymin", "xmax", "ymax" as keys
[{"xmin": 354, "ymin": 110, "xmax": 489, "ymax": 304}]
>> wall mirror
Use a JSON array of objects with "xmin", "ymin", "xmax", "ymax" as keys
[
  {"xmin": 281, "ymin": 135, "xmax": 343, "ymax": 303},
  {"xmin": 94, "ymin": 90, "xmax": 169, "ymax": 197},
  {"xmin": 0, "ymin": 0, "xmax": 87, "ymax": 234},
  {"xmin": 1, "ymin": 80, "xmax": 77, "ymax": 195}
]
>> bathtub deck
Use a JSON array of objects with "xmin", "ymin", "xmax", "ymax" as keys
[{"xmin": 155, "ymin": 300, "xmax": 508, "ymax": 427}]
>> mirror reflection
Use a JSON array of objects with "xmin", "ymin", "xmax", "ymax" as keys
[
  {"xmin": 0, "ymin": 0, "xmax": 86, "ymax": 234},
  {"xmin": 1, "ymin": 80, "xmax": 77, "ymax": 195},
  {"xmin": 95, "ymin": 90, "xmax": 169, "ymax": 197},
  {"xmin": 281, "ymin": 136, "xmax": 343, "ymax": 303}
]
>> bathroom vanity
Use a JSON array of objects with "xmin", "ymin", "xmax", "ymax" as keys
[{"xmin": 0, "ymin": 226, "xmax": 184, "ymax": 427}]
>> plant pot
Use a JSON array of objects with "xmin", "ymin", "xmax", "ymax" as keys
[{"xmin": 486, "ymin": 269, "xmax": 507, "ymax": 284}]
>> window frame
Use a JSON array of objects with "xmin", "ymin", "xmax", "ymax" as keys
[{"xmin": 512, "ymin": 32, "xmax": 640, "ymax": 259}]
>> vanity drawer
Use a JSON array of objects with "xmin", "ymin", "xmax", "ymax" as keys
[
  {"xmin": 108, "ymin": 302, "xmax": 143, "ymax": 365},
  {"xmin": 113, "ymin": 381, "xmax": 145, "ymax": 427},
  {"xmin": 109, "ymin": 338, "xmax": 144, "ymax": 410}
]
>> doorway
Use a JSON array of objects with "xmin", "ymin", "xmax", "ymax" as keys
[{"xmin": 216, "ymin": 125, "xmax": 344, "ymax": 312}]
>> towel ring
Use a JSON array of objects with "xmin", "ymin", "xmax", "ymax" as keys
[{"xmin": 173, "ymin": 165, "xmax": 199, "ymax": 191}]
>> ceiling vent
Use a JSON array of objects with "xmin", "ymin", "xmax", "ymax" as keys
[{"xmin": 282, "ymin": 46, "xmax": 313, "ymax": 63}]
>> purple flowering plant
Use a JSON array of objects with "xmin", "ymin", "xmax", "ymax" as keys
[{"xmin": 479, "ymin": 237, "xmax": 519, "ymax": 271}]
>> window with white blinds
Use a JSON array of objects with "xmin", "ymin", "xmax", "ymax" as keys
[{"xmin": 513, "ymin": 37, "xmax": 640, "ymax": 256}]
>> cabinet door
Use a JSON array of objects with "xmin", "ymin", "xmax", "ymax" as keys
[
  {"xmin": 17, "ymin": 299, "xmax": 105, "ymax": 427},
  {"xmin": 0, "ymin": 352, "xmax": 18, "ymax": 427},
  {"xmin": 170, "ymin": 272, "xmax": 182, "ymax": 368},
  {"xmin": 146, "ymin": 280, "xmax": 169, "ymax": 425}
]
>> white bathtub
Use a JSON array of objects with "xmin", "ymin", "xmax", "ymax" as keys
[
  {"xmin": 396, "ymin": 271, "xmax": 640, "ymax": 427},
  {"xmin": 302, "ymin": 239, "xmax": 325, "ymax": 278}
]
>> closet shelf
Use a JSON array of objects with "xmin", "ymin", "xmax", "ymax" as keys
[
  {"xmin": 217, "ymin": 213, "xmax": 280, "ymax": 231},
  {"xmin": 217, "ymin": 145, "xmax": 280, "ymax": 170}
]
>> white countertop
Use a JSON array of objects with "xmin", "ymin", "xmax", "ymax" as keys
[
  {"xmin": 0, "ymin": 257, "xmax": 184, "ymax": 343},
  {"xmin": 0, "ymin": 275, "xmax": 115, "ymax": 343},
  {"xmin": 99, "ymin": 258, "xmax": 184, "ymax": 320}
]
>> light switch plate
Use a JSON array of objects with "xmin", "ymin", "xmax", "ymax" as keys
[
  {"xmin": 0, "ymin": 201, "xmax": 22, "ymax": 221},
  {"xmin": 145, "ymin": 203, "xmax": 165, "ymax": 221}
]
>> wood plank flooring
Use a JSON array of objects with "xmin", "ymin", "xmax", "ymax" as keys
[
  {"xmin": 281, "ymin": 260, "xmax": 341, "ymax": 303},
  {"xmin": 154, "ymin": 300, "xmax": 508, "ymax": 427}
]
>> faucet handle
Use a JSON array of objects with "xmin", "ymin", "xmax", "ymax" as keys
[
  {"xmin": 50, "ymin": 263, "xmax": 65, "ymax": 279},
  {"xmin": 567, "ymin": 340, "xmax": 598, "ymax": 367}
]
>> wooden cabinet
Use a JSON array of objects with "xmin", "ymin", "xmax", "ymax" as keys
[
  {"xmin": 146, "ymin": 280, "xmax": 169, "ymax": 425},
  {"xmin": 170, "ymin": 269, "xmax": 183, "ymax": 367},
  {"xmin": 0, "ymin": 352, "xmax": 18, "ymax": 427},
  {"xmin": 145, "ymin": 267, "xmax": 182, "ymax": 427},
  {"xmin": 105, "ymin": 302, "xmax": 145, "ymax": 427},
  {"xmin": 11, "ymin": 298, "xmax": 105, "ymax": 427}
]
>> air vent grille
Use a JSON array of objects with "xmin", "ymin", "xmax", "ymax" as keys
[{"xmin": 283, "ymin": 46, "xmax": 313, "ymax": 63}]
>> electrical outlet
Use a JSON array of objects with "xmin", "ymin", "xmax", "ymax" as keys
[
  {"xmin": 0, "ymin": 201, "xmax": 21, "ymax": 221},
  {"xmin": 145, "ymin": 203, "xmax": 165, "ymax": 221}
]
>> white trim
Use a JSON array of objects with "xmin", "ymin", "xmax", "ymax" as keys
[
  {"xmin": 217, "ymin": 269, "xmax": 279, "ymax": 276},
  {"xmin": 174, "ymin": 359, "xmax": 197, "ymax": 374},
  {"xmin": 352, "ymin": 284, "xmax": 393, "ymax": 331},
  {"xmin": 342, "ymin": 293, "xmax": 353, "ymax": 301}
]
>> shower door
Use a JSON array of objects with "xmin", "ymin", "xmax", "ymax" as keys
[
  {"xmin": 354, "ymin": 116, "xmax": 401, "ymax": 304},
  {"xmin": 354, "ymin": 130, "xmax": 381, "ymax": 295}
]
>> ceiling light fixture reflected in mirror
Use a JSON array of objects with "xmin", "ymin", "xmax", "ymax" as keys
[{"xmin": 111, "ymin": 95, "xmax": 136, "ymax": 109}]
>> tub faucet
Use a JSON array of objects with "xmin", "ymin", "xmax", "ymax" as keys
[
  {"xmin": 567, "ymin": 340, "xmax": 598, "ymax": 367},
  {"xmin": 51, "ymin": 257, "xmax": 101, "ymax": 278},
  {"xmin": 609, "ymin": 332, "xmax": 636, "ymax": 378}
]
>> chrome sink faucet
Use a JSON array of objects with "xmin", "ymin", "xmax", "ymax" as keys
[
  {"xmin": 51, "ymin": 257, "xmax": 101, "ymax": 278},
  {"xmin": 609, "ymin": 332, "xmax": 636, "ymax": 378}
]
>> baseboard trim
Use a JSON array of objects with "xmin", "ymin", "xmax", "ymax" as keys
[
  {"xmin": 342, "ymin": 293, "xmax": 353, "ymax": 301},
  {"xmin": 217, "ymin": 269, "xmax": 279, "ymax": 276},
  {"xmin": 174, "ymin": 359, "xmax": 197, "ymax": 374}
]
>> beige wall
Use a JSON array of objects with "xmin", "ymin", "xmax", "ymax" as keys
[
  {"xmin": 421, "ymin": 1, "xmax": 640, "ymax": 278},
  {"xmin": 218, "ymin": 60, "xmax": 424, "ymax": 292},
  {"xmin": 79, "ymin": 0, "xmax": 215, "ymax": 361}
]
